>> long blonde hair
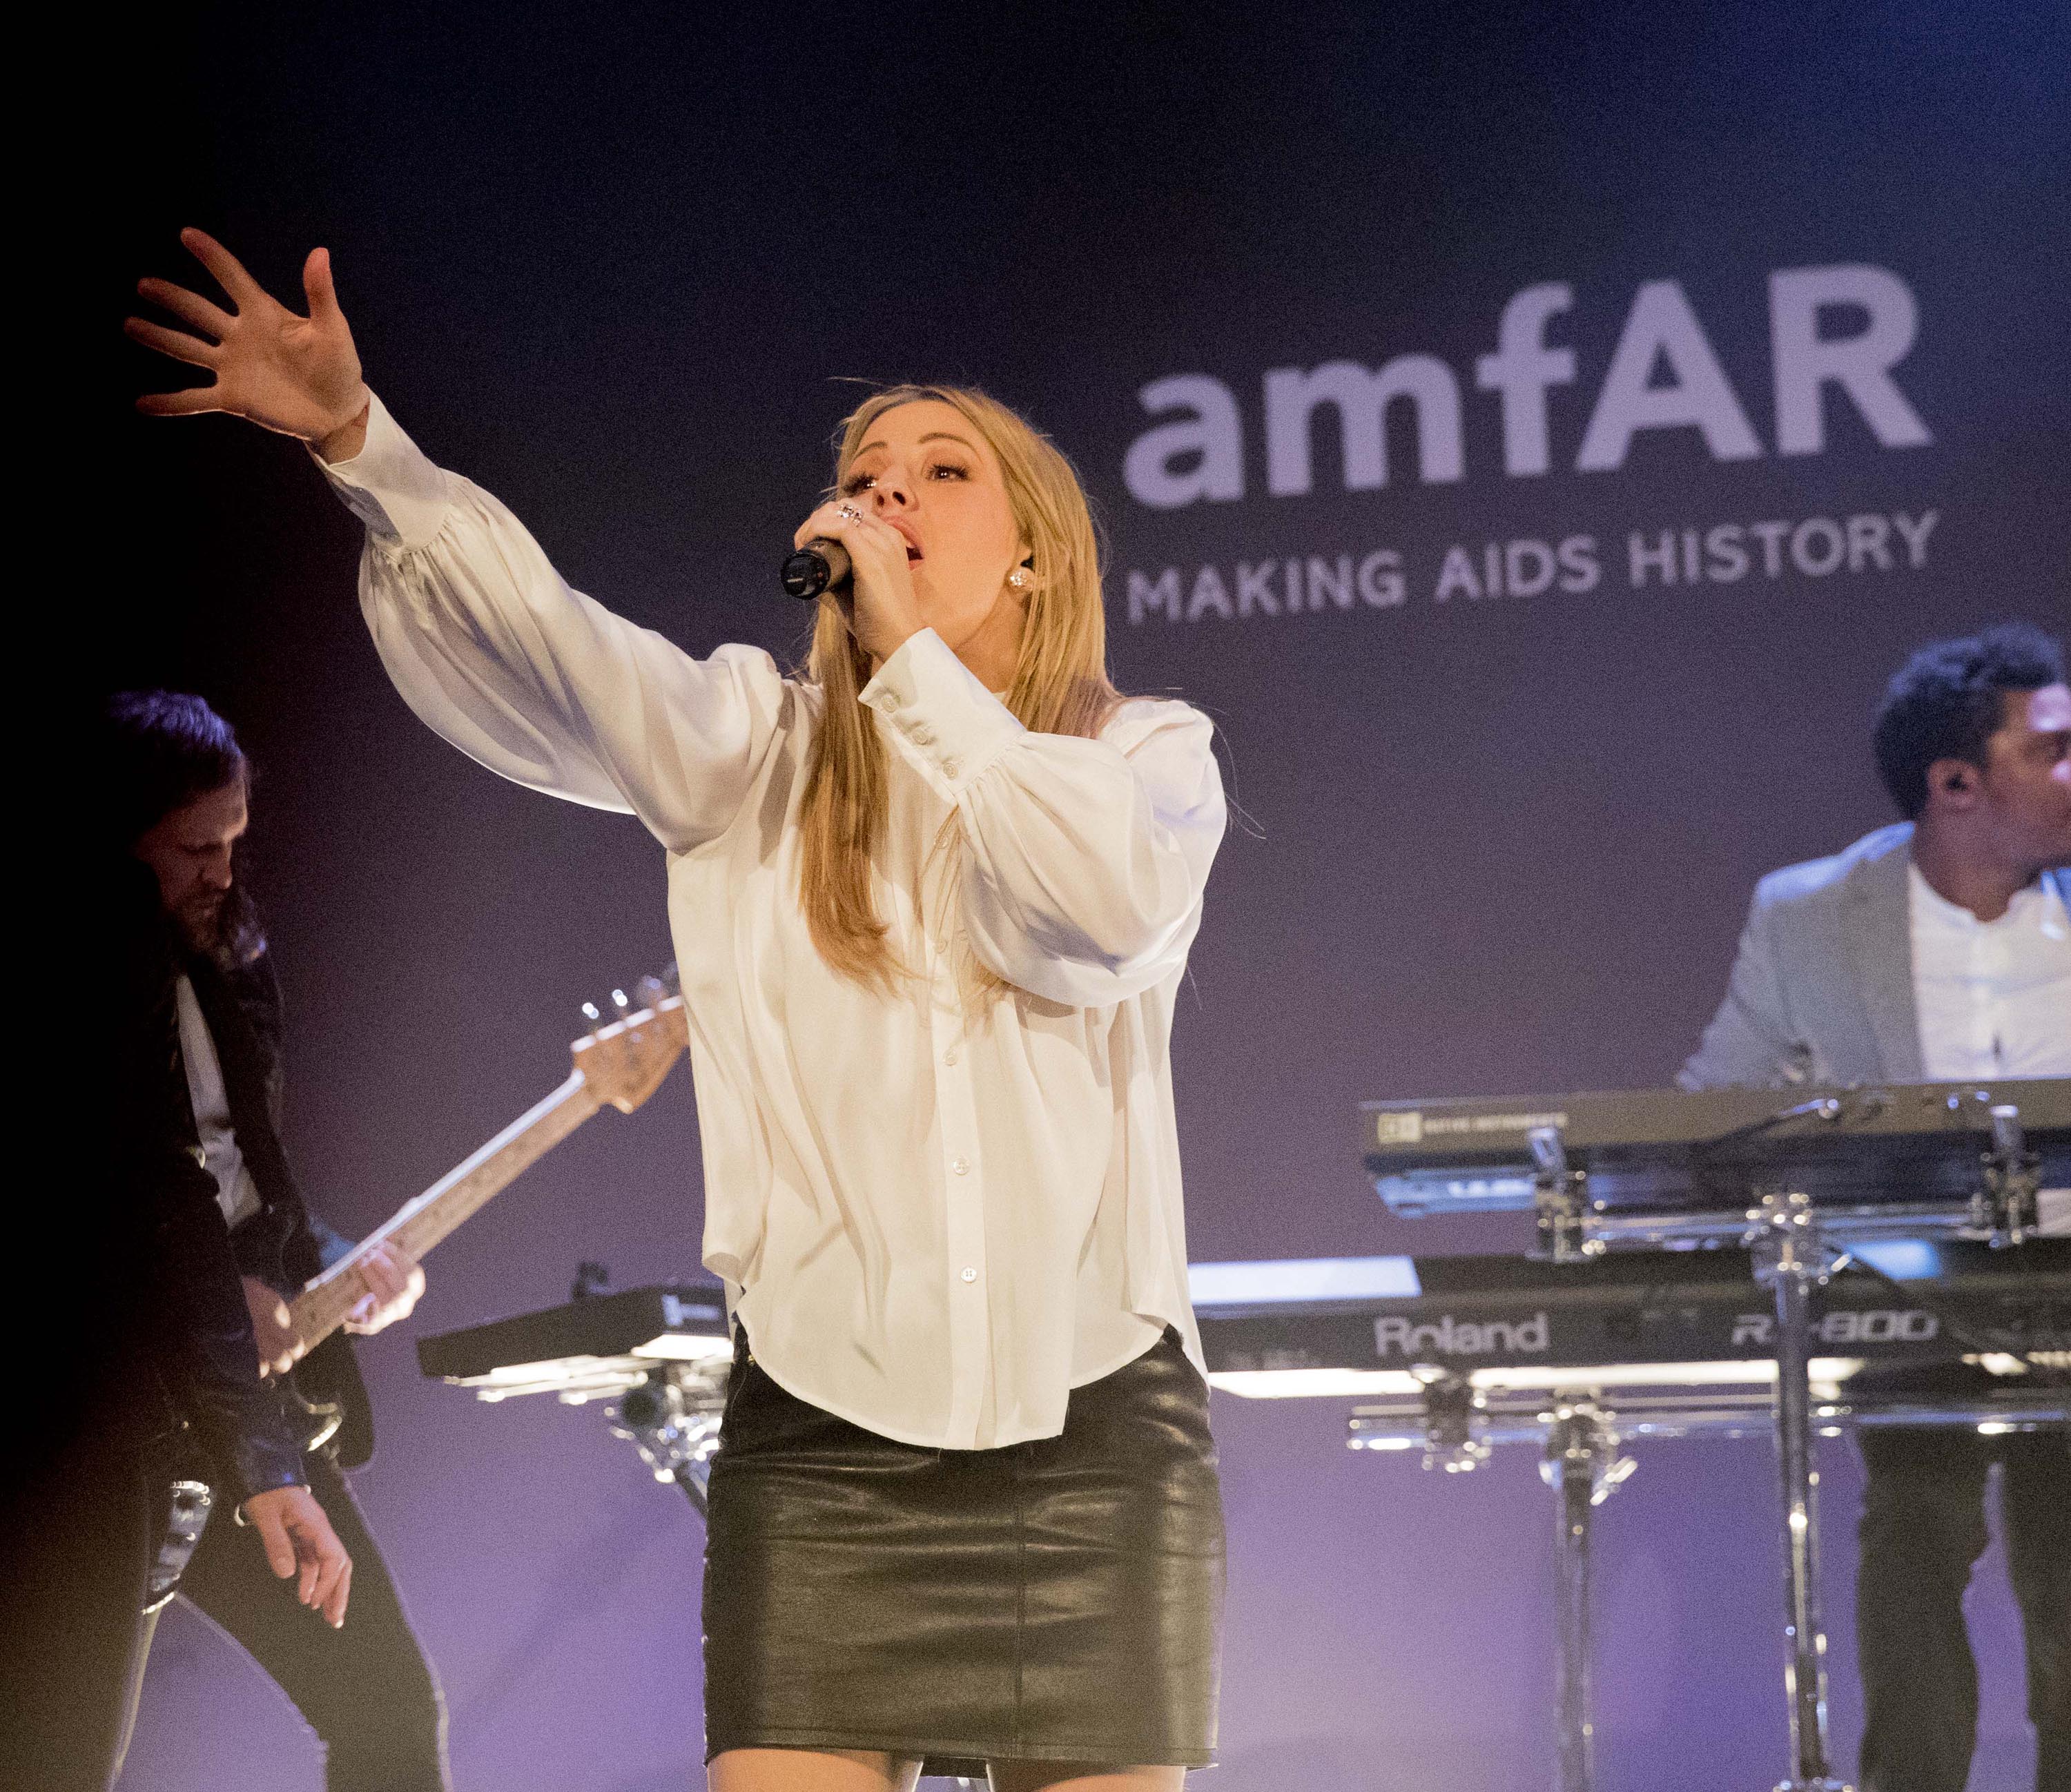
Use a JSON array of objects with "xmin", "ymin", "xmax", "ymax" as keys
[{"xmin": 799, "ymin": 384, "xmax": 1121, "ymax": 986}]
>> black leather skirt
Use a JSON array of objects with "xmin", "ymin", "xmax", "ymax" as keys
[{"xmin": 701, "ymin": 1328, "xmax": 1225, "ymax": 1775}]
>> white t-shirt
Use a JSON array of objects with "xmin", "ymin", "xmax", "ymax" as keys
[{"xmin": 175, "ymin": 973, "xmax": 264, "ymax": 1231}]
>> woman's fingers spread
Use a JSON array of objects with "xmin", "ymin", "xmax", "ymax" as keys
[
  {"xmin": 180, "ymin": 226, "xmax": 265, "ymax": 306},
  {"xmin": 136, "ymin": 276, "xmax": 234, "ymax": 340},
  {"xmin": 124, "ymin": 316, "xmax": 220, "ymax": 369},
  {"xmin": 135, "ymin": 384, "xmax": 224, "ymax": 417}
]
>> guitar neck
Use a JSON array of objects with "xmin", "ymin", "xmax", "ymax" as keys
[{"xmin": 291, "ymin": 1069, "xmax": 600, "ymax": 1350}]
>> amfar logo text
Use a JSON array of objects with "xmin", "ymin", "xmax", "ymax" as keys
[
  {"xmin": 1122, "ymin": 266, "xmax": 1927, "ymax": 509},
  {"xmin": 1374, "ymin": 1312, "xmax": 1552, "ymax": 1357}
]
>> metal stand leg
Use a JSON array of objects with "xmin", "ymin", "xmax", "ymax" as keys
[
  {"xmin": 604, "ymin": 1368, "xmax": 726, "ymax": 1517},
  {"xmin": 1542, "ymin": 1400, "xmax": 1633, "ymax": 1792},
  {"xmin": 1750, "ymin": 1191, "xmax": 1851, "ymax": 1792}
]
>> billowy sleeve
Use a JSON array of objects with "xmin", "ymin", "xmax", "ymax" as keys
[
  {"xmin": 861, "ymin": 630, "xmax": 1225, "ymax": 1006},
  {"xmin": 320, "ymin": 395, "xmax": 788, "ymax": 853}
]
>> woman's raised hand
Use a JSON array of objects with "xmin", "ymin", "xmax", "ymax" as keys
[{"xmin": 127, "ymin": 229, "xmax": 371, "ymax": 462}]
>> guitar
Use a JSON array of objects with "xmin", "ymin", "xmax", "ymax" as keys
[
  {"xmin": 148, "ymin": 970, "xmax": 690, "ymax": 1604},
  {"xmin": 277, "ymin": 968, "xmax": 690, "ymax": 1447}
]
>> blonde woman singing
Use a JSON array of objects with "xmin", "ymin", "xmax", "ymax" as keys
[{"xmin": 130, "ymin": 231, "xmax": 1227, "ymax": 1792}]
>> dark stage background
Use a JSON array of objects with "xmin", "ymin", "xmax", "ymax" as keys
[{"xmin": 73, "ymin": 6, "xmax": 2068, "ymax": 1789}]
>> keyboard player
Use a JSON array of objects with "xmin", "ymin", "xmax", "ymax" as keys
[{"xmin": 1680, "ymin": 622, "xmax": 2071, "ymax": 1792}]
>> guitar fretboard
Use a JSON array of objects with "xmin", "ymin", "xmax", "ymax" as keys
[{"xmin": 291, "ymin": 1070, "xmax": 599, "ymax": 1349}]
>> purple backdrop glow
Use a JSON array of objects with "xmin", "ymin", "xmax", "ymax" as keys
[{"xmin": 77, "ymin": 6, "xmax": 2070, "ymax": 1789}]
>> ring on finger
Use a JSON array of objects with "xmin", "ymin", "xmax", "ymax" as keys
[{"xmin": 837, "ymin": 504, "xmax": 863, "ymax": 523}]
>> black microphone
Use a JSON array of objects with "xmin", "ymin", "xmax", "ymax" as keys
[{"xmin": 779, "ymin": 538, "xmax": 852, "ymax": 601}]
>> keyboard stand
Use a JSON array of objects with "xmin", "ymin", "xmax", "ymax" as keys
[
  {"xmin": 1748, "ymin": 1190, "xmax": 1851, "ymax": 1792},
  {"xmin": 1542, "ymin": 1400, "xmax": 1631, "ymax": 1792}
]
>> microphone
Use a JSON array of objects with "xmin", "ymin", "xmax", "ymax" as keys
[{"xmin": 779, "ymin": 538, "xmax": 851, "ymax": 601}]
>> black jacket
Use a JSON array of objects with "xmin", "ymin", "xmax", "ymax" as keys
[
  {"xmin": 61, "ymin": 860, "xmax": 308, "ymax": 1504},
  {"xmin": 184, "ymin": 945, "xmax": 376, "ymax": 1468}
]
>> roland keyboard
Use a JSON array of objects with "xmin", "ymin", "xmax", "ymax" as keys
[
  {"xmin": 1192, "ymin": 1247, "xmax": 2071, "ymax": 1792},
  {"xmin": 1187, "ymin": 1240, "xmax": 2071, "ymax": 1399},
  {"xmin": 415, "ymin": 1249, "xmax": 2071, "ymax": 1402}
]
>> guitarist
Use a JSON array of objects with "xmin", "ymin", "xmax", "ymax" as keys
[
  {"xmin": 110, "ymin": 691, "xmax": 452, "ymax": 1792},
  {"xmin": 0, "ymin": 713, "xmax": 353, "ymax": 1792}
]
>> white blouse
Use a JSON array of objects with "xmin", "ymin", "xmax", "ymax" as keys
[{"xmin": 321, "ymin": 396, "xmax": 1225, "ymax": 1449}]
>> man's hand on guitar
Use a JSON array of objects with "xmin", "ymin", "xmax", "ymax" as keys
[
  {"xmin": 344, "ymin": 1240, "xmax": 426, "ymax": 1336},
  {"xmin": 242, "ymin": 1276, "xmax": 307, "ymax": 1377},
  {"xmin": 243, "ymin": 1486, "xmax": 352, "ymax": 1628}
]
